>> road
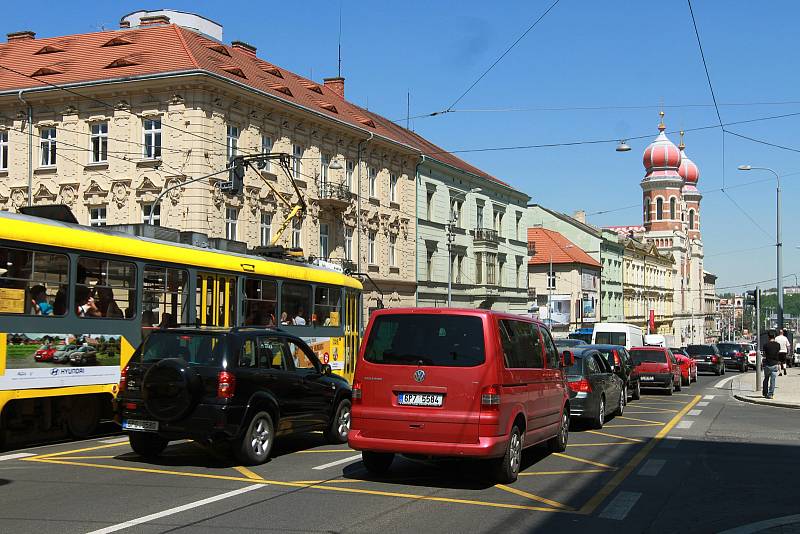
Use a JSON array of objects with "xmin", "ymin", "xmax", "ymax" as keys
[{"xmin": 1, "ymin": 371, "xmax": 799, "ymax": 534}]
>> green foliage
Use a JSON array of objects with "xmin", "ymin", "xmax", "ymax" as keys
[{"xmin": 759, "ymin": 293, "xmax": 800, "ymax": 317}]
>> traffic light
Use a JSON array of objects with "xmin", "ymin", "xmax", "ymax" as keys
[
  {"xmin": 745, "ymin": 290, "xmax": 757, "ymax": 307},
  {"xmin": 222, "ymin": 156, "xmax": 245, "ymax": 195}
]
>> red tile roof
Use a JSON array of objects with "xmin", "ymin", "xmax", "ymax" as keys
[
  {"xmin": 527, "ymin": 228, "xmax": 600, "ymax": 266},
  {"xmin": 0, "ymin": 24, "xmax": 512, "ymax": 189}
]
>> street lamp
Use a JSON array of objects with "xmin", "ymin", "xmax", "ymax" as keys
[
  {"xmin": 738, "ymin": 165, "xmax": 783, "ymax": 329},
  {"xmin": 616, "ymin": 140, "xmax": 631, "ymax": 152},
  {"xmin": 447, "ymin": 187, "xmax": 481, "ymax": 307}
]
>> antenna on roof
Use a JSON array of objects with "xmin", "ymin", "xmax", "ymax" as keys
[
  {"xmin": 406, "ymin": 92, "xmax": 410, "ymax": 130},
  {"xmin": 337, "ymin": 0, "xmax": 343, "ymax": 78}
]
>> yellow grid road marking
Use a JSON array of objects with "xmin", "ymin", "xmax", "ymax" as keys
[
  {"xmin": 28, "ymin": 441, "xmax": 128, "ymax": 460},
  {"xmin": 636, "ymin": 399, "xmax": 690, "ymax": 405},
  {"xmin": 233, "ymin": 466, "xmax": 265, "ymax": 480},
  {"xmin": 603, "ymin": 423, "xmax": 663, "ymax": 428},
  {"xmin": 585, "ymin": 430, "xmax": 643, "ymax": 443},
  {"xmin": 296, "ymin": 449, "xmax": 355, "ymax": 453},
  {"xmin": 495, "ymin": 484, "xmax": 574, "ymax": 510},
  {"xmin": 624, "ymin": 409, "xmax": 677, "ymax": 414},
  {"xmin": 519, "ymin": 469, "xmax": 611, "ymax": 476},
  {"xmin": 632, "ymin": 405, "xmax": 681, "ymax": 412},
  {"xmin": 50, "ymin": 455, "xmax": 116, "ymax": 460},
  {"xmin": 553, "ymin": 453, "xmax": 615, "ymax": 470},
  {"xmin": 617, "ymin": 416, "xmax": 666, "ymax": 425},
  {"xmin": 577, "ymin": 394, "xmax": 701, "ymax": 515},
  {"xmin": 568, "ymin": 442, "xmax": 633, "ymax": 447},
  {"xmin": 289, "ymin": 479, "xmax": 365, "ymax": 484}
]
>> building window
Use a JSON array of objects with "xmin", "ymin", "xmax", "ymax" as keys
[
  {"xmin": 390, "ymin": 173, "xmax": 398, "ymax": 203},
  {"xmin": 475, "ymin": 252, "xmax": 483, "ymax": 284},
  {"xmin": 455, "ymin": 255, "xmax": 463, "ymax": 284},
  {"xmin": 346, "ymin": 160, "xmax": 354, "ymax": 192},
  {"xmin": 40, "ymin": 128, "xmax": 56, "ymax": 167},
  {"xmin": 260, "ymin": 212, "xmax": 272, "ymax": 246},
  {"xmin": 225, "ymin": 208, "xmax": 238, "ymax": 240},
  {"xmin": 427, "ymin": 249, "xmax": 435, "ymax": 282},
  {"xmin": 426, "ymin": 190, "xmax": 434, "ymax": 220},
  {"xmin": 644, "ymin": 198, "xmax": 651, "ymax": 222},
  {"xmin": 226, "ymin": 125, "xmax": 239, "ymax": 159},
  {"xmin": 89, "ymin": 206, "xmax": 107, "ymax": 227},
  {"xmin": 0, "ymin": 130, "xmax": 7, "ymax": 170},
  {"xmin": 344, "ymin": 227, "xmax": 353, "ymax": 260},
  {"xmin": 260, "ymin": 135, "xmax": 272, "ymax": 171},
  {"xmin": 389, "ymin": 235, "xmax": 396, "ymax": 267},
  {"xmin": 495, "ymin": 212, "xmax": 504, "ymax": 234},
  {"xmin": 477, "ymin": 205, "xmax": 484, "ymax": 228},
  {"xmin": 547, "ymin": 268, "xmax": 556, "ymax": 290},
  {"xmin": 90, "ymin": 122, "xmax": 108, "ymax": 163},
  {"xmin": 320, "ymin": 154, "xmax": 330, "ymax": 185},
  {"xmin": 292, "ymin": 144, "xmax": 304, "ymax": 179},
  {"xmin": 369, "ymin": 167, "xmax": 377, "ymax": 198},
  {"xmin": 142, "ymin": 204, "xmax": 160, "ymax": 226},
  {"xmin": 498, "ymin": 259, "xmax": 505, "ymax": 287},
  {"xmin": 689, "ymin": 209, "xmax": 695, "ymax": 230},
  {"xmin": 143, "ymin": 119, "xmax": 161, "ymax": 159},
  {"xmin": 516, "ymin": 213, "xmax": 522, "ymax": 241},
  {"xmin": 292, "ymin": 218, "xmax": 302, "ymax": 248},
  {"xmin": 656, "ymin": 197, "xmax": 664, "ymax": 220},
  {"xmin": 450, "ymin": 200, "xmax": 462, "ymax": 227},
  {"xmin": 487, "ymin": 253, "xmax": 496, "ymax": 285},
  {"xmin": 669, "ymin": 197, "xmax": 676, "ymax": 220},
  {"xmin": 516, "ymin": 261, "xmax": 522, "ymax": 289},
  {"xmin": 368, "ymin": 231, "xmax": 376, "ymax": 264},
  {"xmin": 319, "ymin": 223, "xmax": 329, "ymax": 258}
]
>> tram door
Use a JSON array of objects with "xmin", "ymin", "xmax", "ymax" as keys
[
  {"xmin": 196, "ymin": 273, "xmax": 237, "ymax": 327},
  {"xmin": 343, "ymin": 290, "xmax": 361, "ymax": 382}
]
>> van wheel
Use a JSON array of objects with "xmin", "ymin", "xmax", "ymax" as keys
[
  {"xmin": 494, "ymin": 425, "xmax": 523, "ymax": 483},
  {"xmin": 325, "ymin": 399, "xmax": 351, "ymax": 444},
  {"xmin": 593, "ymin": 396, "xmax": 605, "ymax": 429},
  {"xmin": 129, "ymin": 432, "xmax": 169, "ymax": 458},
  {"xmin": 632, "ymin": 381, "xmax": 641, "ymax": 401},
  {"xmin": 547, "ymin": 408, "xmax": 569, "ymax": 453},
  {"xmin": 361, "ymin": 451, "xmax": 394, "ymax": 476},
  {"xmin": 235, "ymin": 411, "xmax": 274, "ymax": 466}
]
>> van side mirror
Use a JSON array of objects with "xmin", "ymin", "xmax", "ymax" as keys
[{"xmin": 560, "ymin": 351, "xmax": 574, "ymax": 368}]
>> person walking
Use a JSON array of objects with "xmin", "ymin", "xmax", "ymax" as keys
[
  {"xmin": 762, "ymin": 331, "xmax": 781, "ymax": 399},
  {"xmin": 775, "ymin": 329, "xmax": 791, "ymax": 374}
]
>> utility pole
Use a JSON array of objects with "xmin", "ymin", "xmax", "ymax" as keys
[
  {"xmin": 548, "ymin": 254, "xmax": 553, "ymax": 325},
  {"xmin": 756, "ymin": 288, "xmax": 762, "ymax": 389},
  {"xmin": 446, "ymin": 215, "xmax": 454, "ymax": 307}
]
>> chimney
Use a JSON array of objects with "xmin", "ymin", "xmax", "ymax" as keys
[
  {"xmin": 139, "ymin": 15, "xmax": 171, "ymax": 27},
  {"xmin": 7, "ymin": 31, "xmax": 36, "ymax": 42},
  {"xmin": 323, "ymin": 77, "xmax": 345, "ymax": 98},
  {"xmin": 573, "ymin": 210, "xmax": 586, "ymax": 224},
  {"xmin": 119, "ymin": 20, "xmax": 131, "ymax": 29},
  {"xmin": 231, "ymin": 40, "xmax": 257, "ymax": 57}
]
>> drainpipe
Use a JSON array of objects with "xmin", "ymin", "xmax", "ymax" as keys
[
  {"xmin": 356, "ymin": 132, "xmax": 373, "ymax": 323},
  {"xmin": 415, "ymin": 155, "xmax": 427, "ymax": 306},
  {"xmin": 18, "ymin": 89, "xmax": 33, "ymax": 207}
]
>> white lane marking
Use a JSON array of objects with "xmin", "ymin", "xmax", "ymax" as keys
[
  {"xmin": 312, "ymin": 453, "xmax": 363, "ymax": 470},
  {"xmin": 719, "ymin": 513, "xmax": 800, "ymax": 534},
  {"xmin": 676, "ymin": 420, "xmax": 694, "ymax": 429},
  {"xmin": 99, "ymin": 437, "xmax": 129, "ymax": 444},
  {"xmin": 696, "ymin": 401, "xmax": 709, "ymax": 407},
  {"xmin": 703, "ymin": 395, "xmax": 716, "ymax": 400},
  {"xmin": 714, "ymin": 376, "xmax": 737, "ymax": 389},
  {"xmin": 637, "ymin": 459, "xmax": 666, "ymax": 477},
  {"xmin": 688, "ymin": 409, "xmax": 702, "ymax": 416},
  {"xmin": 0, "ymin": 452, "xmax": 35, "ymax": 462},
  {"xmin": 599, "ymin": 491, "xmax": 641, "ymax": 520},
  {"xmin": 85, "ymin": 483, "xmax": 263, "ymax": 534},
  {"xmin": 661, "ymin": 437, "xmax": 683, "ymax": 449}
]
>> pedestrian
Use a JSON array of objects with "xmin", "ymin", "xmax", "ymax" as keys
[
  {"xmin": 762, "ymin": 330, "xmax": 781, "ymax": 399},
  {"xmin": 775, "ymin": 329, "xmax": 791, "ymax": 374}
]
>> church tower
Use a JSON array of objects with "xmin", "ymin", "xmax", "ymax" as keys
[{"xmin": 641, "ymin": 111, "xmax": 683, "ymax": 235}]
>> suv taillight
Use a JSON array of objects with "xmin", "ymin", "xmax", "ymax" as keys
[
  {"xmin": 119, "ymin": 365, "xmax": 129, "ymax": 392},
  {"xmin": 711, "ymin": 356, "xmax": 719, "ymax": 363},
  {"xmin": 352, "ymin": 380, "xmax": 362, "ymax": 404},
  {"xmin": 480, "ymin": 385, "xmax": 501, "ymax": 411},
  {"xmin": 217, "ymin": 371, "xmax": 236, "ymax": 399},
  {"xmin": 568, "ymin": 378, "xmax": 592, "ymax": 393}
]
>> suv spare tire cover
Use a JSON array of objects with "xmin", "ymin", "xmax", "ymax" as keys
[{"xmin": 142, "ymin": 358, "xmax": 203, "ymax": 422}]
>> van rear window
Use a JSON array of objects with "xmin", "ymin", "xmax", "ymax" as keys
[
  {"xmin": 364, "ymin": 315, "xmax": 485, "ymax": 367},
  {"xmin": 629, "ymin": 349, "xmax": 667, "ymax": 364},
  {"xmin": 595, "ymin": 332, "xmax": 626, "ymax": 346}
]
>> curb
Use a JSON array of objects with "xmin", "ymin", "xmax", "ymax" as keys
[{"xmin": 733, "ymin": 394, "xmax": 800, "ymax": 409}]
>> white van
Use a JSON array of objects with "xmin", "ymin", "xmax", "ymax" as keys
[
  {"xmin": 644, "ymin": 334, "xmax": 676, "ymax": 348},
  {"xmin": 592, "ymin": 323, "xmax": 644, "ymax": 349}
]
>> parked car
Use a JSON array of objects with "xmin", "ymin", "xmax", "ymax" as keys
[
  {"xmin": 555, "ymin": 338, "xmax": 588, "ymax": 349},
  {"xmin": 592, "ymin": 322, "xmax": 644, "ymax": 349},
  {"xmin": 743, "ymin": 343, "xmax": 758, "ymax": 369},
  {"xmin": 118, "ymin": 327, "xmax": 352, "ymax": 465},
  {"xmin": 716, "ymin": 343, "xmax": 748, "ymax": 373},
  {"xmin": 563, "ymin": 347, "xmax": 625, "ymax": 428},
  {"xmin": 348, "ymin": 308, "xmax": 570, "ymax": 483},
  {"xmin": 585, "ymin": 344, "xmax": 641, "ymax": 401},
  {"xmin": 52, "ymin": 344, "xmax": 78, "ymax": 363},
  {"xmin": 670, "ymin": 348, "xmax": 697, "ymax": 386},
  {"xmin": 628, "ymin": 347, "xmax": 682, "ymax": 394},
  {"xmin": 34, "ymin": 345, "xmax": 55, "ymax": 362},
  {"xmin": 68, "ymin": 346, "xmax": 98, "ymax": 366},
  {"xmin": 686, "ymin": 344, "xmax": 725, "ymax": 376},
  {"xmin": 794, "ymin": 344, "xmax": 800, "ymax": 366}
]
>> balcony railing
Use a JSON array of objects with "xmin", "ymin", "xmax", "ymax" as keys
[
  {"xmin": 317, "ymin": 182, "xmax": 351, "ymax": 207},
  {"xmin": 474, "ymin": 227, "xmax": 498, "ymax": 243}
]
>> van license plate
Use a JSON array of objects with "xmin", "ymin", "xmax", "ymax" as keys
[
  {"xmin": 398, "ymin": 393, "xmax": 443, "ymax": 407},
  {"xmin": 123, "ymin": 419, "xmax": 159, "ymax": 432}
]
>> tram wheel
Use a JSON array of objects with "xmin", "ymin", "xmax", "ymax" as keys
[{"xmin": 67, "ymin": 396, "xmax": 100, "ymax": 438}]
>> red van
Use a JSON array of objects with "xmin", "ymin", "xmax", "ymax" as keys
[
  {"xmin": 628, "ymin": 346, "xmax": 682, "ymax": 395},
  {"xmin": 348, "ymin": 308, "xmax": 571, "ymax": 483}
]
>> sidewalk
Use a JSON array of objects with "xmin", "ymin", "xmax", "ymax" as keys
[{"xmin": 726, "ymin": 366, "xmax": 800, "ymax": 409}]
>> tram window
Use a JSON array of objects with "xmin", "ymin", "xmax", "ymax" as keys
[
  {"xmin": 281, "ymin": 282, "xmax": 311, "ymax": 326},
  {"xmin": 244, "ymin": 278, "xmax": 277, "ymax": 326},
  {"xmin": 143, "ymin": 266, "xmax": 188, "ymax": 328},
  {"xmin": 0, "ymin": 246, "xmax": 68, "ymax": 316},
  {"xmin": 313, "ymin": 286, "xmax": 342, "ymax": 327},
  {"xmin": 76, "ymin": 257, "xmax": 136, "ymax": 319}
]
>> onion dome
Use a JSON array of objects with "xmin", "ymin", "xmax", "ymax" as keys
[
  {"xmin": 677, "ymin": 131, "xmax": 700, "ymax": 184},
  {"xmin": 642, "ymin": 111, "xmax": 682, "ymax": 176}
]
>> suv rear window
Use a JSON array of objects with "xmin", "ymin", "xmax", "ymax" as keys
[
  {"xmin": 139, "ymin": 332, "xmax": 226, "ymax": 366},
  {"xmin": 629, "ymin": 349, "xmax": 667, "ymax": 363},
  {"xmin": 595, "ymin": 332, "xmax": 626, "ymax": 346},
  {"xmin": 686, "ymin": 345, "xmax": 714, "ymax": 355},
  {"xmin": 364, "ymin": 314, "xmax": 485, "ymax": 367},
  {"xmin": 716, "ymin": 343, "xmax": 742, "ymax": 354}
]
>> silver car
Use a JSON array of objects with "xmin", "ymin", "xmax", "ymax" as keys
[{"xmin": 52, "ymin": 344, "xmax": 77, "ymax": 363}]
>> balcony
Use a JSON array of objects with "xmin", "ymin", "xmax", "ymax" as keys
[
  {"xmin": 473, "ymin": 227, "xmax": 498, "ymax": 244},
  {"xmin": 317, "ymin": 182, "xmax": 351, "ymax": 209}
]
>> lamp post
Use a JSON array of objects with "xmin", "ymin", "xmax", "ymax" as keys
[
  {"xmin": 447, "ymin": 187, "xmax": 481, "ymax": 307},
  {"xmin": 738, "ymin": 165, "xmax": 783, "ymax": 329}
]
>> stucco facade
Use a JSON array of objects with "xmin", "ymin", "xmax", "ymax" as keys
[{"xmin": 621, "ymin": 237, "xmax": 674, "ymax": 335}]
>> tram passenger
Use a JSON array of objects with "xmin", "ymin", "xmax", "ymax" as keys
[
  {"xmin": 30, "ymin": 284, "xmax": 53, "ymax": 316},
  {"xmin": 96, "ymin": 287, "xmax": 123, "ymax": 318},
  {"xmin": 75, "ymin": 285, "xmax": 101, "ymax": 317}
]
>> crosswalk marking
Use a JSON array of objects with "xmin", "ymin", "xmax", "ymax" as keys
[
  {"xmin": 676, "ymin": 420, "xmax": 694, "ymax": 429},
  {"xmin": 599, "ymin": 491, "xmax": 641, "ymax": 520},
  {"xmin": 688, "ymin": 409, "xmax": 702, "ymax": 416},
  {"xmin": 696, "ymin": 401, "xmax": 709, "ymax": 407},
  {"xmin": 703, "ymin": 395, "xmax": 716, "ymax": 400},
  {"xmin": 637, "ymin": 459, "xmax": 666, "ymax": 477}
]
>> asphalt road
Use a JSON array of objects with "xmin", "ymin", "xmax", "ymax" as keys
[{"xmin": 2, "ymin": 370, "xmax": 799, "ymax": 534}]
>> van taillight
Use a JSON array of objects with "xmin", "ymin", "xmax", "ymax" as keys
[
  {"xmin": 119, "ymin": 365, "xmax": 129, "ymax": 392},
  {"xmin": 352, "ymin": 380, "xmax": 362, "ymax": 403},
  {"xmin": 481, "ymin": 385, "xmax": 501, "ymax": 410},
  {"xmin": 217, "ymin": 371, "xmax": 236, "ymax": 399},
  {"xmin": 568, "ymin": 378, "xmax": 592, "ymax": 393}
]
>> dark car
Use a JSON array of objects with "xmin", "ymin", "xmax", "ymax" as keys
[
  {"xmin": 716, "ymin": 343, "xmax": 749, "ymax": 373},
  {"xmin": 68, "ymin": 346, "xmax": 98, "ymax": 366},
  {"xmin": 629, "ymin": 347, "xmax": 682, "ymax": 394},
  {"xmin": 118, "ymin": 327, "xmax": 352, "ymax": 465},
  {"xmin": 686, "ymin": 344, "xmax": 725, "ymax": 375},
  {"xmin": 585, "ymin": 344, "xmax": 641, "ymax": 401},
  {"xmin": 555, "ymin": 338, "xmax": 588, "ymax": 349},
  {"xmin": 563, "ymin": 347, "xmax": 625, "ymax": 429}
]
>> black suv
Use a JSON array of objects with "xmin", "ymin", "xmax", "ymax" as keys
[
  {"xmin": 686, "ymin": 344, "xmax": 725, "ymax": 376},
  {"xmin": 584, "ymin": 344, "xmax": 641, "ymax": 401},
  {"xmin": 118, "ymin": 327, "xmax": 352, "ymax": 465},
  {"xmin": 716, "ymin": 343, "xmax": 749, "ymax": 373}
]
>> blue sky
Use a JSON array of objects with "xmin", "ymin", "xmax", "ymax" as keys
[{"xmin": 4, "ymin": 1, "xmax": 799, "ymax": 291}]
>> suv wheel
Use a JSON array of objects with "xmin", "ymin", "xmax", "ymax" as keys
[
  {"xmin": 361, "ymin": 451, "xmax": 394, "ymax": 476},
  {"xmin": 632, "ymin": 381, "xmax": 641, "ymax": 400},
  {"xmin": 325, "ymin": 399, "xmax": 351, "ymax": 444},
  {"xmin": 236, "ymin": 411, "xmax": 274, "ymax": 466},
  {"xmin": 593, "ymin": 396, "xmax": 606, "ymax": 429},
  {"xmin": 129, "ymin": 432, "xmax": 169, "ymax": 458},
  {"xmin": 547, "ymin": 408, "xmax": 569, "ymax": 453},
  {"xmin": 494, "ymin": 425, "xmax": 523, "ymax": 483}
]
